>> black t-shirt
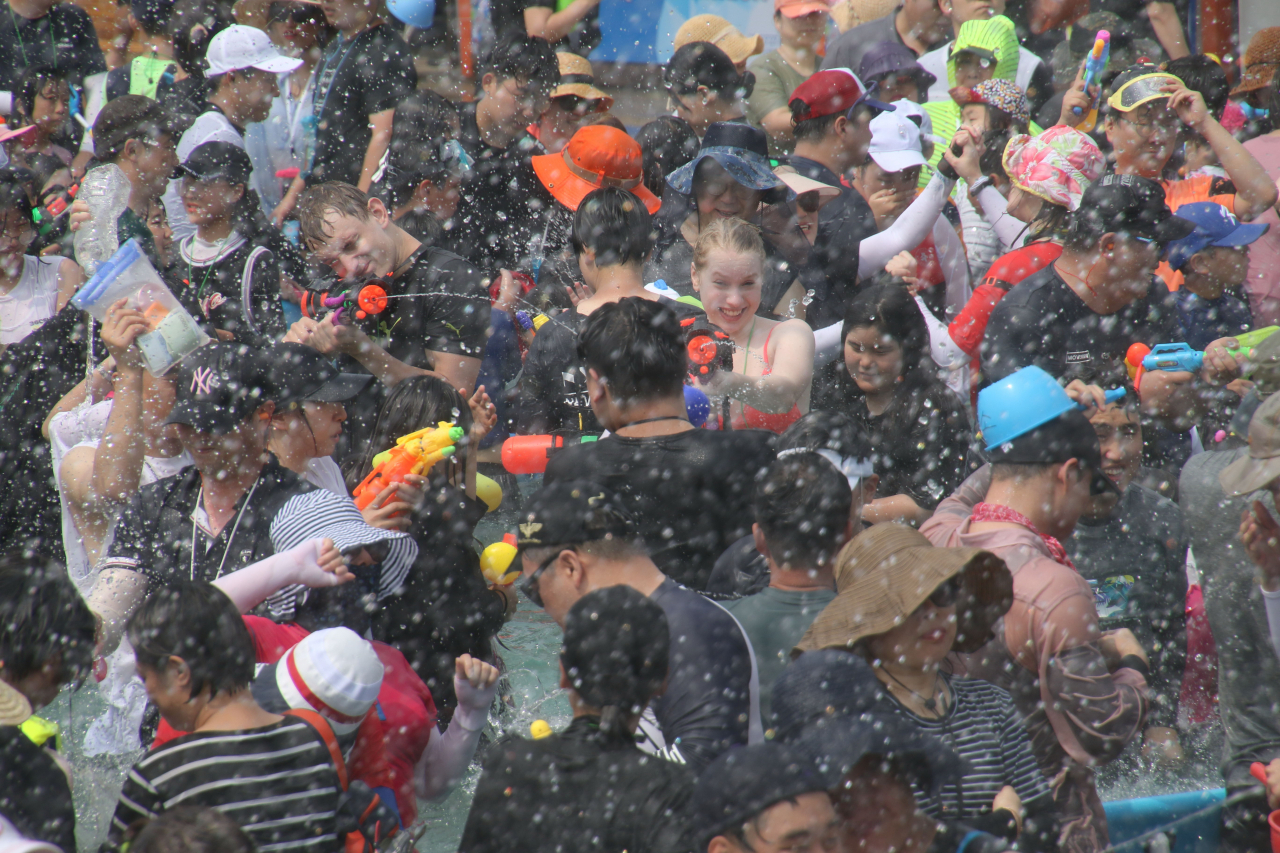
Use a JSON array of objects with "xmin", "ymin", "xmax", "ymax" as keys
[
  {"xmin": 375, "ymin": 246, "xmax": 492, "ymax": 365},
  {"xmin": 0, "ymin": 726, "xmax": 75, "ymax": 852},
  {"xmin": 487, "ymin": 0, "xmax": 535, "ymax": 42},
  {"xmin": 102, "ymin": 459, "xmax": 417, "ymax": 621},
  {"xmin": 452, "ymin": 104, "xmax": 548, "ymax": 275},
  {"xmin": 813, "ymin": 362, "xmax": 972, "ymax": 511},
  {"xmin": 980, "ymin": 265, "xmax": 1182, "ymax": 388},
  {"xmin": 0, "ymin": 3, "xmax": 105, "ymax": 91},
  {"xmin": 785, "ymin": 155, "xmax": 879, "ymax": 330},
  {"xmin": 173, "ymin": 232, "xmax": 285, "ymax": 346},
  {"xmin": 459, "ymin": 716, "xmax": 693, "ymax": 853},
  {"xmin": 641, "ymin": 578, "xmax": 757, "ymax": 771},
  {"xmin": 1065, "ymin": 482, "xmax": 1188, "ymax": 727},
  {"xmin": 544, "ymin": 428, "xmax": 776, "ymax": 589},
  {"xmin": 309, "ymin": 23, "xmax": 417, "ymax": 186}
]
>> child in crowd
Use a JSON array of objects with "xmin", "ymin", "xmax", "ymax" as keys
[
  {"xmin": 6, "ymin": 66, "xmax": 72, "ymax": 169},
  {"xmin": 172, "ymin": 141, "xmax": 286, "ymax": 344},
  {"xmin": 0, "ymin": 168, "xmax": 81, "ymax": 351},
  {"xmin": 1160, "ymin": 202, "xmax": 1268, "ymax": 346}
]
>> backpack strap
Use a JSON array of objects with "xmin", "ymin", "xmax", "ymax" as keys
[
  {"xmin": 283, "ymin": 708, "xmax": 349, "ymax": 790},
  {"xmin": 241, "ymin": 245, "xmax": 272, "ymax": 334}
]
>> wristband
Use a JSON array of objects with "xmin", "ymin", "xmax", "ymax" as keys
[
  {"xmin": 936, "ymin": 157, "xmax": 959, "ymax": 181},
  {"xmin": 969, "ymin": 176, "xmax": 994, "ymax": 195}
]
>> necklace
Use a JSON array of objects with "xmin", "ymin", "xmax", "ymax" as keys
[
  {"xmin": 878, "ymin": 664, "xmax": 947, "ymax": 715},
  {"xmin": 618, "ymin": 415, "xmax": 689, "ymax": 431}
]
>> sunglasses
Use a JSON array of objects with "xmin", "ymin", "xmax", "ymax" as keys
[
  {"xmin": 926, "ymin": 577, "xmax": 960, "ymax": 609},
  {"xmin": 271, "ymin": 5, "xmax": 321, "ymax": 24},
  {"xmin": 519, "ymin": 547, "xmax": 574, "ymax": 608}
]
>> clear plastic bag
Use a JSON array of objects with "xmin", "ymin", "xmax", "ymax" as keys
[{"xmin": 72, "ymin": 238, "xmax": 210, "ymax": 375}]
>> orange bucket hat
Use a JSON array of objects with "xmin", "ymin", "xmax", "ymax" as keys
[{"xmin": 531, "ymin": 125, "xmax": 661, "ymax": 214}]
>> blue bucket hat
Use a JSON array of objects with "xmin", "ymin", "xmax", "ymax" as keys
[
  {"xmin": 1166, "ymin": 201, "xmax": 1270, "ymax": 272},
  {"xmin": 666, "ymin": 122, "xmax": 784, "ymax": 197}
]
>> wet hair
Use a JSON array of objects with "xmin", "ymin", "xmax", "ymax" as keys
[
  {"xmin": 377, "ymin": 92, "xmax": 461, "ymax": 211},
  {"xmin": 571, "ymin": 187, "xmax": 654, "ymax": 267},
  {"xmin": 576, "ymin": 297, "xmax": 686, "ymax": 404},
  {"xmin": 1163, "ymin": 55, "xmax": 1229, "ymax": 118},
  {"xmin": 0, "ymin": 552, "xmax": 96, "ymax": 687},
  {"xmin": 664, "ymin": 42, "xmax": 755, "ymax": 101},
  {"xmin": 128, "ymin": 807, "xmax": 255, "ymax": 853},
  {"xmin": 691, "ymin": 216, "xmax": 766, "ymax": 272},
  {"xmin": 126, "ymin": 580, "xmax": 255, "ymax": 699},
  {"xmin": 754, "ymin": 453, "xmax": 853, "ymax": 569},
  {"xmin": 842, "ymin": 282, "xmax": 932, "ymax": 391},
  {"xmin": 14, "ymin": 64, "xmax": 69, "ymax": 125},
  {"xmin": 170, "ymin": 0, "xmax": 232, "ymax": 78},
  {"xmin": 1025, "ymin": 198, "xmax": 1073, "ymax": 242},
  {"xmin": 345, "ymin": 375, "xmax": 473, "ymax": 489},
  {"xmin": 0, "ymin": 168, "xmax": 37, "ymax": 227},
  {"xmin": 635, "ymin": 116, "xmax": 699, "ymax": 197},
  {"xmin": 791, "ymin": 109, "xmax": 842, "ymax": 144},
  {"xmin": 92, "ymin": 93, "xmax": 183, "ymax": 164},
  {"xmin": 480, "ymin": 33, "xmax": 559, "ymax": 90},
  {"xmin": 297, "ymin": 181, "xmax": 372, "ymax": 247},
  {"xmin": 978, "ymin": 128, "xmax": 1011, "ymax": 180},
  {"xmin": 131, "ymin": 0, "xmax": 177, "ymax": 36},
  {"xmin": 590, "ymin": 114, "xmax": 627, "ymax": 133},
  {"xmin": 777, "ymin": 409, "xmax": 874, "ymax": 462}
]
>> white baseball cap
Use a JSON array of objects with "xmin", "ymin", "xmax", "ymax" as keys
[
  {"xmin": 867, "ymin": 110, "xmax": 926, "ymax": 173},
  {"xmin": 206, "ymin": 24, "xmax": 303, "ymax": 76}
]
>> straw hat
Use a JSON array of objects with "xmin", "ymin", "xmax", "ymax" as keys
[
  {"xmin": 551, "ymin": 53, "xmax": 614, "ymax": 108},
  {"xmin": 1232, "ymin": 27, "xmax": 1280, "ymax": 97},
  {"xmin": 0, "ymin": 679, "xmax": 32, "ymax": 727},
  {"xmin": 828, "ymin": 0, "xmax": 894, "ymax": 32},
  {"xmin": 673, "ymin": 15, "xmax": 764, "ymax": 66},
  {"xmin": 531, "ymin": 125, "xmax": 661, "ymax": 214},
  {"xmin": 796, "ymin": 523, "xmax": 1013, "ymax": 655}
]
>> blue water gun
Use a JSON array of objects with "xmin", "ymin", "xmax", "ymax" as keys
[
  {"xmin": 1073, "ymin": 30, "xmax": 1110, "ymax": 133},
  {"xmin": 1140, "ymin": 327, "xmax": 1280, "ymax": 373}
]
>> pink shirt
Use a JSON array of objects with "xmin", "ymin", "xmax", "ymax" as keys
[{"xmin": 1242, "ymin": 134, "xmax": 1280, "ymax": 326}]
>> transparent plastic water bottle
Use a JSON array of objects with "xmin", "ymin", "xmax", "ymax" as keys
[{"xmin": 74, "ymin": 164, "xmax": 131, "ymax": 276}]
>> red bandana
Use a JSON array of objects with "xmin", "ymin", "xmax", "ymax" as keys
[{"xmin": 971, "ymin": 502, "xmax": 1076, "ymax": 570}]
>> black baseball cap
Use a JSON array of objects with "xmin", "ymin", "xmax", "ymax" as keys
[
  {"xmin": 175, "ymin": 141, "xmax": 253, "ymax": 184},
  {"xmin": 516, "ymin": 480, "xmax": 636, "ymax": 552},
  {"xmin": 560, "ymin": 586, "xmax": 669, "ymax": 711},
  {"xmin": 1069, "ymin": 173, "xmax": 1197, "ymax": 247},
  {"xmin": 686, "ymin": 742, "xmax": 830, "ymax": 850},
  {"xmin": 264, "ymin": 343, "xmax": 373, "ymax": 408},
  {"xmin": 772, "ymin": 650, "xmax": 966, "ymax": 792},
  {"xmin": 165, "ymin": 342, "xmax": 274, "ymax": 434},
  {"xmin": 986, "ymin": 408, "xmax": 1120, "ymax": 496}
]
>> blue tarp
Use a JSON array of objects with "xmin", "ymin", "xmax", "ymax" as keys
[
  {"xmin": 592, "ymin": 0, "xmax": 782, "ymax": 63},
  {"xmin": 1104, "ymin": 788, "xmax": 1226, "ymax": 853}
]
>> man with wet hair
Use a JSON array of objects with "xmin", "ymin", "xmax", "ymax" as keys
[{"xmin": 516, "ymin": 479, "xmax": 761, "ymax": 771}]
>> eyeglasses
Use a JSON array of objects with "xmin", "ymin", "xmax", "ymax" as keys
[{"xmin": 520, "ymin": 547, "xmax": 574, "ymax": 608}]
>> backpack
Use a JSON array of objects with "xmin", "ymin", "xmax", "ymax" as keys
[{"xmin": 282, "ymin": 709, "xmax": 404, "ymax": 853}]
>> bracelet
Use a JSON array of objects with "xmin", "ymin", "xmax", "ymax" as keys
[{"xmin": 969, "ymin": 176, "xmax": 993, "ymax": 195}]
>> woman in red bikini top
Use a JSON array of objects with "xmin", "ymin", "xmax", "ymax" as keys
[{"xmin": 690, "ymin": 218, "xmax": 814, "ymax": 433}]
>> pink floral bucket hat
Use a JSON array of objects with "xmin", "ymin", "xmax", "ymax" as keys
[{"xmin": 1002, "ymin": 124, "xmax": 1105, "ymax": 212}]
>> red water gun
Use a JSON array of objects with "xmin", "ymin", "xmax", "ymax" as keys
[
  {"xmin": 681, "ymin": 316, "xmax": 734, "ymax": 383},
  {"xmin": 300, "ymin": 282, "xmax": 389, "ymax": 326}
]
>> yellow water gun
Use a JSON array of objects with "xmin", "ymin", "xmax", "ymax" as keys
[{"xmin": 353, "ymin": 422, "xmax": 463, "ymax": 511}]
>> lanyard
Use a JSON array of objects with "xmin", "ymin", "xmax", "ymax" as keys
[
  {"xmin": 190, "ymin": 476, "xmax": 262, "ymax": 581},
  {"xmin": 312, "ymin": 30, "xmax": 367, "ymax": 122},
  {"xmin": 282, "ymin": 71, "xmax": 314, "ymax": 156},
  {"xmin": 8, "ymin": 5, "xmax": 57, "ymax": 71}
]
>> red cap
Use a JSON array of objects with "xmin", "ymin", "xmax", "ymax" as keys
[{"xmin": 789, "ymin": 68, "xmax": 887, "ymax": 120}]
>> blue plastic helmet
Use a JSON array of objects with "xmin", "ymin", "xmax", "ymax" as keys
[
  {"xmin": 386, "ymin": 0, "xmax": 435, "ymax": 28},
  {"xmin": 977, "ymin": 365, "xmax": 1076, "ymax": 449}
]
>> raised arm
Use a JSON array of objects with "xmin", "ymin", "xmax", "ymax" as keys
[
  {"xmin": 416, "ymin": 655, "xmax": 499, "ymax": 800},
  {"xmin": 703, "ymin": 319, "xmax": 814, "ymax": 414}
]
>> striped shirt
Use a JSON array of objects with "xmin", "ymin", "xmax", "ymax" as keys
[
  {"xmin": 104, "ymin": 717, "xmax": 343, "ymax": 853},
  {"xmin": 876, "ymin": 675, "xmax": 1051, "ymax": 820},
  {"xmin": 102, "ymin": 459, "xmax": 417, "ymax": 621}
]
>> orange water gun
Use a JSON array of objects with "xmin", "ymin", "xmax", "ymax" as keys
[{"xmin": 353, "ymin": 421, "xmax": 464, "ymax": 510}]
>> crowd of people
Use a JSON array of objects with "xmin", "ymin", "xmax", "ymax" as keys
[{"xmin": 0, "ymin": 0, "xmax": 1280, "ymax": 849}]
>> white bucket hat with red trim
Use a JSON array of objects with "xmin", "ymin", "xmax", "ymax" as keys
[{"xmin": 276, "ymin": 628, "xmax": 384, "ymax": 735}]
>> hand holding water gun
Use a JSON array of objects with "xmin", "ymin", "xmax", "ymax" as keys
[
  {"xmin": 33, "ymin": 181, "xmax": 78, "ymax": 237},
  {"xmin": 299, "ymin": 281, "xmax": 389, "ymax": 326},
  {"xmin": 681, "ymin": 316, "xmax": 734, "ymax": 383},
  {"xmin": 354, "ymin": 421, "xmax": 464, "ymax": 511},
  {"xmin": 1133, "ymin": 327, "xmax": 1278, "ymax": 373},
  {"xmin": 1073, "ymin": 30, "xmax": 1110, "ymax": 133}
]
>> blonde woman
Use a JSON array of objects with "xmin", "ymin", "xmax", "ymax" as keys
[{"xmin": 691, "ymin": 217, "xmax": 814, "ymax": 432}]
